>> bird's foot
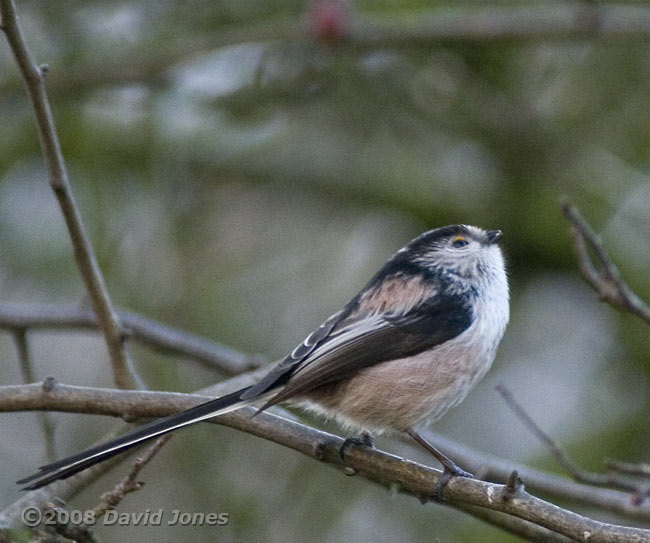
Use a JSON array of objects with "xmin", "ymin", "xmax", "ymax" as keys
[
  {"xmin": 339, "ymin": 431, "xmax": 375, "ymax": 462},
  {"xmin": 433, "ymin": 461, "xmax": 473, "ymax": 502}
]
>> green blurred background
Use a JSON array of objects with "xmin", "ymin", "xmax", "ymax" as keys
[{"xmin": 1, "ymin": 1, "xmax": 649, "ymax": 541}]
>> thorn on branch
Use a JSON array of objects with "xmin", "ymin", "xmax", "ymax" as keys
[
  {"xmin": 503, "ymin": 470, "xmax": 524, "ymax": 500},
  {"xmin": 42, "ymin": 376, "xmax": 57, "ymax": 392},
  {"xmin": 120, "ymin": 410, "xmax": 140, "ymax": 424}
]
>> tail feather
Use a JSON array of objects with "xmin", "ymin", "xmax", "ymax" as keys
[{"xmin": 17, "ymin": 386, "xmax": 254, "ymax": 490}]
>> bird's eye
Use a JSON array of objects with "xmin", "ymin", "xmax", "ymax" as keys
[{"xmin": 451, "ymin": 236, "xmax": 469, "ymax": 248}]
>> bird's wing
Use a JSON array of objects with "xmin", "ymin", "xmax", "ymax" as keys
[{"xmin": 249, "ymin": 290, "xmax": 473, "ymax": 407}]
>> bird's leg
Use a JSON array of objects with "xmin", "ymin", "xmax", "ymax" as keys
[
  {"xmin": 339, "ymin": 431, "xmax": 375, "ymax": 461},
  {"xmin": 407, "ymin": 429, "xmax": 472, "ymax": 501}
]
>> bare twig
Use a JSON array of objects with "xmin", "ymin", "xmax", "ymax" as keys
[
  {"xmin": 423, "ymin": 428, "xmax": 650, "ymax": 523},
  {"xmin": 496, "ymin": 384, "xmax": 648, "ymax": 503},
  {"xmin": 1, "ymin": 382, "xmax": 650, "ymax": 542},
  {"xmin": 0, "ymin": 302, "xmax": 267, "ymax": 375},
  {"xmin": 92, "ymin": 435, "xmax": 172, "ymax": 519},
  {"xmin": 557, "ymin": 199, "xmax": 650, "ymax": 505},
  {"xmin": 560, "ymin": 198, "xmax": 650, "ymax": 325},
  {"xmin": 11, "ymin": 329, "xmax": 56, "ymax": 462},
  {"xmin": 0, "ymin": 0, "xmax": 137, "ymax": 390}
]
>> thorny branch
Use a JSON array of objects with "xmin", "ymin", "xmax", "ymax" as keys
[
  {"xmin": 424, "ymin": 428, "xmax": 650, "ymax": 523},
  {"xmin": 1, "ymin": 381, "xmax": 649, "ymax": 543}
]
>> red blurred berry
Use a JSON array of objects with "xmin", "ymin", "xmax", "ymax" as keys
[{"xmin": 308, "ymin": 0, "xmax": 349, "ymax": 42}]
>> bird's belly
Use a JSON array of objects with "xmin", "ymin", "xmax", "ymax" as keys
[{"xmin": 297, "ymin": 332, "xmax": 494, "ymax": 434}]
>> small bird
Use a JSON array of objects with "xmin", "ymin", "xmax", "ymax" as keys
[{"xmin": 18, "ymin": 224, "xmax": 509, "ymax": 491}]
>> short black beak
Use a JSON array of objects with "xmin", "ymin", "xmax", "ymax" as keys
[{"xmin": 486, "ymin": 230, "xmax": 503, "ymax": 244}]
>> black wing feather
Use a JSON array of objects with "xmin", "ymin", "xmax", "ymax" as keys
[
  {"xmin": 264, "ymin": 292, "xmax": 472, "ymax": 406},
  {"xmin": 240, "ymin": 309, "xmax": 347, "ymax": 400}
]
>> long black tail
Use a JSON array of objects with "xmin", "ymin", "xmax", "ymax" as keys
[{"xmin": 17, "ymin": 386, "xmax": 254, "ymax": 490}]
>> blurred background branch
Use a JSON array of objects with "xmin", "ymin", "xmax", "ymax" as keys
[
  {"xmin": 11, "ymin": 328, "xmax": 56, "ymax": 463},
  {"xmin": 0, "ymin": 302, "xmax": 267, "ymax": 374},
  {"xmin": 4, "ymin": 4, "xmax": 650, "ymax": 98}
]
